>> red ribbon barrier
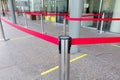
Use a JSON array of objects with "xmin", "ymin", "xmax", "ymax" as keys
[
  {"xmin": 0, "ymin": 10, "xmax": 9, "ymax": 12},
  {"xmin": 25, "ymin": 12, "xmax": 69, "ymax": 16},
  {"xmin": 24, "ymin": 12, "xmax": 102, "ymax": 17},
  {"xmin": 72, "ymin": 37, "xmax": 120, "ymax": 45},
  {"xmin": 24, "ymin": 12, "xmax": 31, "ymax": 15},
  {"xmin": 1, "ymin": 17, "xmax": 120, "ymax": 46},
  {"xmin": 43, "ymin": 13, "xmax": 101, "ymax": 17},
  {"xmin": 0, "ymin": 10, "xmax": 102, "ymax": 17},
  {"xmin": 82, "ymin": 13, "xmax": 102, "ymax": 17},
  {"xmin": 16, "ymin": 11, "xmax": 24, "ymax": 14},
  {"xmin": 1, "ymin": 17, "xmax": 58, "ymax": 45},
  {"xmin": 65, "ymin": 16, "xmax": 120, "ymax": 21},
  {"xmin": 25, "ymin": 12, "xmax": 42, "ymax": 16},
  {"xmin": 43, "ymin": 12, "xmax": 69, "ymax": 16}
]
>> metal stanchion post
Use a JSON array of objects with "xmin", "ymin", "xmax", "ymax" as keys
[
  {"xmin": 41, "ymin": 14, "xmax": 44, "ymax": 33},
  {"xmin": 99, "ymin": 13, "xmax": 104, "ymax": 34},
  {"xmin": 59, "ymin": 35, "xmax": 71, "ymax": 80},
  {"xmin": 24, "ymin": 13, "xmax": 28, "ymax": 28},
  {"xmin": 41, "ymin": 0, "xmax": 45, "ymax": 34},
  {"xmin": 23, "ymin": 7, "xmax": 28, "ymax": 28},
  {"xmin": 6, "ymin": 3, "xmax": 10, "ymax": 19},
  {"xmin": 0, "ymin": 16, "xmax": 8, "ymax": 41},
  {"xmin": 96, "ymin": 0, "xmax": 103, "ymax": 29},
  {"xmin": 16, "ymin": 12, "xmax": 19, "ymax": 24},
  {"xmin": 18, "ymin": 6, "xmax": 23, "ymax": 25},
  {"xmin": 63, "ymin": 18, "xmax": 67, "ymax": 35},
  {"xmin": 7, "ymin": 12, "xmax": 10, "ymax": 20},
  {"xmin": 55, "ymin": 1, "xmax": 57, "ymax": 13}
]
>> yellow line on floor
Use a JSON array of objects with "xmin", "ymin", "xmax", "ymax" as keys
[
  {"xmin": 41, "ymin": 54, "xmax": 88, "ymax": 76},
  {"xmin": 112, "ymin": 44, "xmax": 120, "ymax": 48},
  {"xmin": 41, "ymin": 66, "xmax": 59, "ymax": 76},
  {"xmin": 70, "ymin": 54, "xmax": 88, "ymax": 63}
]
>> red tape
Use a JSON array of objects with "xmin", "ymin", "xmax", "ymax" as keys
[
  {"xmin": 1, "ymin": 17, "xmax": 58, "ymax": 45},
  {"xmin": 65, "ymin": 16, "xmax": 120, "ymax": 21},
  {"xmin": 1, "ymin": 17, "xmax": 120, "ymax": 46},
  {"xmin": 44, "ymin": 12, "xmax": 69, "ymax": 16},
  {"xmin": 0, "ymin": 10, "xmax": 9, "ymax": 12},
  {"xmin": 16, "ymin": 11, "xmax": 24, "ymax": 14},
  {"xmin": 25, "ymin": 12, "xmax": 69, "ymax": 16},
  {"xmin": 82, "ymin": 13, "xmax": 102, "ymax": 17},
  {"xmin": 25, "ymin": 12, "xmax": 41, "ymax": 16},
  {"xmin": 72, "ymin": 37, "xmax": 120, "ymax": 45}
]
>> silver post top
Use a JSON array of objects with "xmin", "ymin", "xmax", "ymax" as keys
[
  {"xmin": 58, "ymin": 35, "xmax": 71, "ymax": 54},
  {"xmin": 59, "ymin": 35, "xmax": 71, "ymax": 40}
]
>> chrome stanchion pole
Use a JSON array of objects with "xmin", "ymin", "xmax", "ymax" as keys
[
  {"xmin": 96, "ymin": 0, "xmax": 103, "ymax": 29},
  {"xmin": 41, "ymin": 0, "xmax": 45, "ymax": 33},
  {"xmin": 16, "ymin": 12, "xmax": 20, "ymax": 25},
  {"xmin": 0, "ymin": 16, "xmax": 8, "ymax": 41},
  {"xmin": 24, "ymin": 13, "xmax": 28, "ymax": 28},
  {"xmin": 7, "ymin": 11, "xmax": 10, "ymax": 20},
  {"xmin": 63, "ymin": 18, "xmax": 67, "ymax": 35},
  {"xmin": 41, "ymin": 13, "xmax": 44, "ymax": 33},
  {"xmin": 59, "ymin": 35, "xmax": 71, "ymax": 80},
  {"xmin": 23, "ymin": 8, "xmax": 28, "ymax": 28},
  {"xmin": 6, "ymin": 4, "xmax": 10, "ymax": 20},
  {"xmin": 99, "ymin": 13, "xmax": 104, "ymax": 34}
]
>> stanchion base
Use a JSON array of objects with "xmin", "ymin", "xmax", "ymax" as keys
[
  {"xmin": 24, "ymin": 26, "xmax": 29, "ymax": 28},
  {"xmin": 0, "ymin": 39, "xmax": 9, "ymax": 41},
  {"xmin": 42, "ymin": 32, "xmax": 47, "ymax": 34},
  {"xmin": 99, "ymin": 31, "xmax": 105, "ymax": 34},
  {"xmin": 5, "ymin": 39, "xmax": 10, "ymax": 41}
]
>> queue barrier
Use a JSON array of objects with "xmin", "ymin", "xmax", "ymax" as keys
[
  {"xmin": 0, "ymin": 17, "xmax": 58, "ymax": 45},
  {"xmin": 44, "ymin": 12, "xmax": 69, "ymax": 16},
  {"xmin": 1, "ymin": 15, "xmax": 120, "ymax": 80},
  {"xmin": 1, "ymin": 17, "xmax": 120, "ymax": 45},
  {"xmin": 24, "ymin": 11, "xmax": 102, "ymax": 17},
  {"xmin": 24, "ymin": 12, "xmax": 69, "ymax": 17},
  {"xmin": 65, "ymin": 16, "xmax": 120, "ymax": 21},
  {"xmin": 64, "ymin": 15, "xmax": 120, "ymax": 34},
  {"xmin": 0, "ymin": 10, "xmax": 9, "ymax": 13},
  {"xmin": 1, "ymin": 10, "xmax": 103, "ymax": 17},
  {"xmin": 23, "ymin": 12, "xmax": 103, "ymax": 34},
  {"xmin": 25, "ymin": 12, "xmax": 42, "ymax": 16},
  {"xmin": 82, "ymin": 13, "xmax": 103, "ymax": 17}
]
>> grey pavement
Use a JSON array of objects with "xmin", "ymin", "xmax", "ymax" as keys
[{"xmin": 0, "ymin": 15, "xmax": 120, "ymax": 80}]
